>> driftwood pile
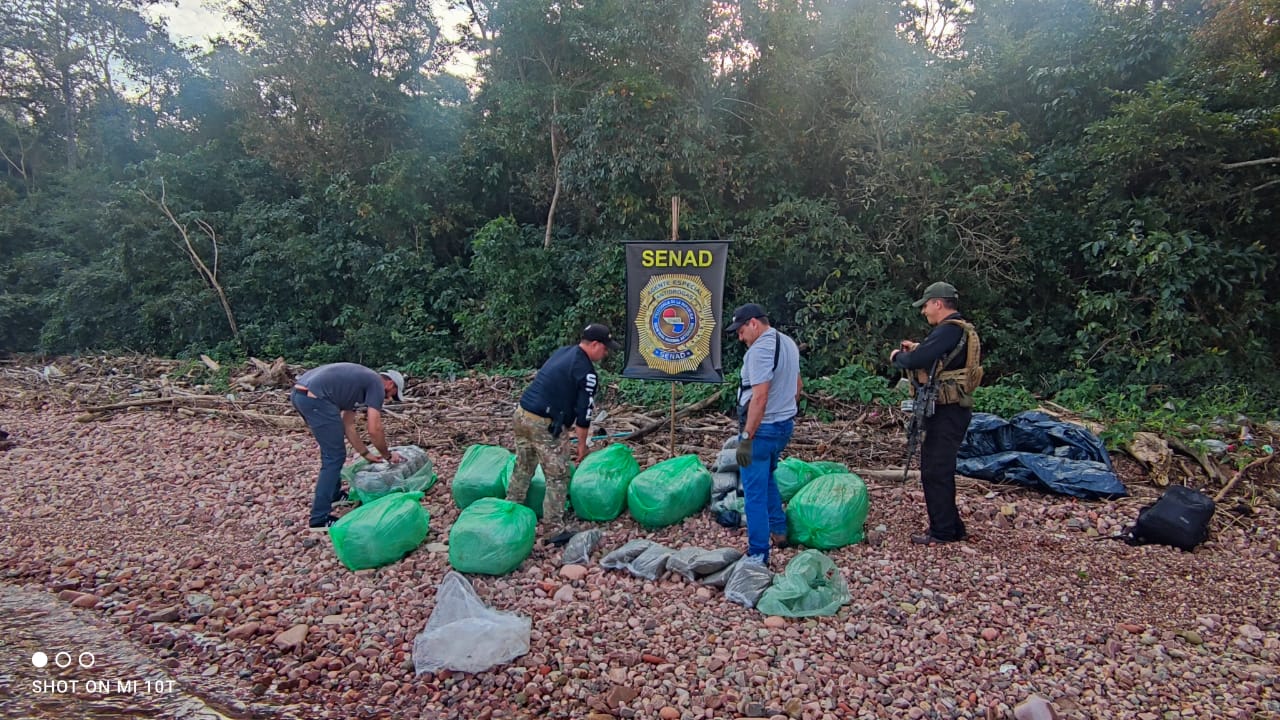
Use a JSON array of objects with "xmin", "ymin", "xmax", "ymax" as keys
[{"xmin": 1, "ymin": 355, "xmax": 1276, "ymax": 507}]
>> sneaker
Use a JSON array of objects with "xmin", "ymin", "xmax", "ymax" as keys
[
  {"xmin": 331, "ymin": 489, "xmax": 353, "ymax": 507},
  {"xmin": 543, "ymin": 529, "xmax": 579, "ymax": 547},
  {"xmin": 770, "ymin": 532, "xmax": 792, "ymax": 549},
  {"xmin": 308, "ymin": 515, "xmax": 339, "ymax": 532},
  {"xmin": 741, "ymin": 553, "xmax": 768, "ymax": 566}
]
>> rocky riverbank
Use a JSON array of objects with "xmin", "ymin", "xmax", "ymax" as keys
[{"xmin": 1, "ymin": 377, "xmax": 1278, "ymax": 719}]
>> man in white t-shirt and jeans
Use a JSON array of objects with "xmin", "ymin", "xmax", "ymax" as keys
[{"xmin": 725, "ymin": 303, "xmax": 802, "ymax": 565}]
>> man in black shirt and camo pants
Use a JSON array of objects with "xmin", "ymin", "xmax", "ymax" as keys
[{"xmin": 507, "ymin": 323, "xmax": 621, "ymax": 544}]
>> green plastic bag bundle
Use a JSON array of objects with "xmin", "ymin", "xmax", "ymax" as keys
[
  {"xmin": 785, "ymin": 473, "xmax": 870, "ymax": 549},
  {"xmin": 775, "ymin": 457, "xmax": 820, "ymax": 502},
  {"xmin": 756, "ymin": 550, "xmax": 851, "ymax": 617},
  {"xmin": 448, "ymin": 498, "xmax": 537, "ymax": 575},
  {"xmin": 503, "ymin": 464, "xmax": 564, "ymax": 519},
  {"xmin": 627, "ymin": 454, "xmax": 712, "ymax": 528},
  {"xmin": 809, "ymin": 460, "xmax": 850, "ymax": 476},
  {"xmin": 452, "ymin": 445, "xmax": 515, "ymax": 509},
  {"xmin": 570, "ymin": 444, "xmax": 640, "ymax": 521},
  {"xmin": 329, "ymin": 492, "xmax": 430, "ymax": 571}
]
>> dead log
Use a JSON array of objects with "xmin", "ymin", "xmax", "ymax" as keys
[
  {"xmin": 1167, "ymin": 436, "xmax": 1229, "ymax": 486},
  {"xmin": 852, "ymin": 467, "xmax": 921, "ymax": 483},
  {"xmin": 1213, "ymin": 453, "xmax": 1277, "ymax": 503},
  {"xmin": 233, "ymin": 357, "xmax": 291, "ymax": 390},
  {"xmin": 76, "ymin": 395, "xmax": 228, "ymax": 421}
]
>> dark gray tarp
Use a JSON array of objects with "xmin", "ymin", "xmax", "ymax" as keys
[{"xmin": 957, "ymin": 411, "xmax": 1128, "ymax": 499}]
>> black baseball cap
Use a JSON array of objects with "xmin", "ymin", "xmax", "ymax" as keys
[
  {"xmin": 725, "ymin": 303, "xmax": 767, "ymax": 333},
  {"xmin": 582, "ymin": 323, "xmax": 622, "ymax": 350}
]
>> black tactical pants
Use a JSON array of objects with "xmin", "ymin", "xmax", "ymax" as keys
[{"xmin": 921, "ymin": 403, "xmax": 972, "ymax": 541}]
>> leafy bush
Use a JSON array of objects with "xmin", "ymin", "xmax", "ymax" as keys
[
  {"xmin": 972, "ymin": 376, "xmax": 1040, "ymax": 418},
  {"xmin": 806, "ymin": 365, "xmax": 900, "ymax": 406}
]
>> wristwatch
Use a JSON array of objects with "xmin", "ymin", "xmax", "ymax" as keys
[{"xmin": 740, "ymin": 431, "xmax": 751, "ymax": 441}]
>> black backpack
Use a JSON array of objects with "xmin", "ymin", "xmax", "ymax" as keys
[{"xmin": 1124, "ymin": 485, "xmax": 1216, "ymax": 551}]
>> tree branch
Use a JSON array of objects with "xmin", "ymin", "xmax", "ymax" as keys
[
  {"xmin": 140, "ymin": 179, "xmax": 240, "ymax": 340},
  {"xmin": 1221, "ymin": 156, "xmax": 1280, "ymax": 170}
]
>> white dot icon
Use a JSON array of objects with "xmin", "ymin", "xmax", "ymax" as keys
[{"xmin": 32, "ymin": 652, "xmax": 48, "ymax": 668}]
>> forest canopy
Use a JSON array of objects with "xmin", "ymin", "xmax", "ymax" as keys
[{"xmin": 1, "ymin": 0, "xmax": 1277, "ymax": 401}]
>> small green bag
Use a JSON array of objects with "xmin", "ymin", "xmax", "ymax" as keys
[
  {"xmin": 570, "ymin": 444, "xmax": 640, "ymax": 521},
  {"xmin": 627, "ymin": 454, "xmax": 712, "ymax": 528},
  {"xmin": 756, "ymin": 550, "xmax": 851, "ymax": 617},
  {"xmin": 448, "ymin": 498, "xmax": 537, "ymax": 575},
  {"xmin": 452, "ymin": 445, "xmax": 514, "ymax": 509},
  {"xmin": 785, "ymin": 473, "xmax": 870, "ymax": 549},
  {"xmin": 775, "ymin": 457, "xmax": 820, "ymax": 502},
  {"xmin": 329, "ymin": 492, "xmax": 430, "ymax": 571}
]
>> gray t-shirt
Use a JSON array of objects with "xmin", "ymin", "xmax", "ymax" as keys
[
  {"xmin": 739, "ymin": 327, "xmax": 800, "ymax": 424},
  {"xmin": 296, "ymin": 363, "xmax": 385, "ymax": 412}
]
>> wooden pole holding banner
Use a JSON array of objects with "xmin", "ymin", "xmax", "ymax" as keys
[{"xmin": 669, "ymin": 195, "xmax": 680, "ymax": 458}]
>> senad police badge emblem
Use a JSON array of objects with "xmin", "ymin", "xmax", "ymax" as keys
[{"xmin": 634, "ymin": 273, "xmax": 715, "ymax": 375}]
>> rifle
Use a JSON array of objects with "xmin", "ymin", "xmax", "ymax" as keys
[
  {"xmin": 902, "ymin": 371, "xmax": 938, "ymax": 482},
  {"xmin": 901, "ymin": 331, "xmax": 968, "ymax": 482}
]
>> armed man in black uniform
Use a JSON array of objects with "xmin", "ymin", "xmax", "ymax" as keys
[
  {"xmin": 507, "ymin": 323, "xmax": 621, "ymax": 544},
  {"xmin": 890, "ymin": 282, "xmax": 983, "ymax": 545}
]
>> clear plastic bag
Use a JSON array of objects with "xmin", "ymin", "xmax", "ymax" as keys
[
  {"xmin": 601, "ymin": 539, "xmax": 655, "ymax": 570},
  {"xmin": 710, "ymin": 470, "xmax": 740, "ymax": 500},
  {"xmin": 665, "ymin": 547, "xmax": 708, "ymax": 581},
  {"xmin": 412, "ymin": 572, "xmax": 531, "ymax": 674},
  {"xmin": 686, "ymin": 547, "xmax": 742, "ymax": 577},
  {"xmin": 626, "ymin": 543, "xmax": 673, "ymax": 580},
  {"xmin": 724, "ymin": 560, "xmax": 773, "ymax": 608},
  {"xmin": 351, "ymin": 445, "xmax": 436, "ymax": 502},
  {"xmin": 698, "ymin": 561, "xmax": 736, "ymax": 589},
  {"xmin": 560, "ymin": 529, "xmax": 604, "ymax": 566}
]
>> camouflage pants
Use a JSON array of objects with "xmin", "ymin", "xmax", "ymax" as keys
[{"xmin": 507, "ymin": 407, "xmax": 571, "ymax": 531}]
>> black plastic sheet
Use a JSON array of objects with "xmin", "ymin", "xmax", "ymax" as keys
[{"xmin": 957, "ymin": 411, "xmax": 1128, "ymax": 499}]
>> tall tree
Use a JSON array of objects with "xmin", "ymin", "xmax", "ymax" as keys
[
  {"xmin": 223, "ymin": 0, "xmax": 455, "ymax": 180},
  {"xmin": 0, "ymin": 0, "xmax": 180, "ymax": 175}
]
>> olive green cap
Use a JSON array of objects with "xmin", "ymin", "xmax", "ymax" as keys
[{"xmin": 911, "ymin": 281, "xmax": 959, "ymax": 308}]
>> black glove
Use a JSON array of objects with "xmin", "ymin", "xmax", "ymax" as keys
[{"xmin": 736, "ymin": 437, "xmax": 753, "ymax": 469}]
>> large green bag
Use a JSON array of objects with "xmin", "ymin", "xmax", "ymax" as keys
[
  {"xmin": 448, "ymin": 498, "xmax": 537, "ymax": 575},
  {"xmin": 756, "ymin": 550, "xmax": 851, "ymax": 617},
  {"xmin": 627, "ymin": 454, "xmax": 712, "ymax": 528},
  {"xmin": 329, "ymin": 492, "xmax": 430, "ymax": 571},
  {"xmin": 775, "ymin": 457, "xmax": 820, "ymax": 502},
  {"xmin": 503, "ymin": 463, "xmax": 575, "ymax": 519},
  {"xmin": 785, "ymin": 473, "xmax": 870, "ymax": 549},
  {"xmin": 570, "ymin": 444, "xmax": 640, "ymax": 521},
  {"xmin": 452, "ymin": 445, "xmax": 515, "ymax": 509},
  {"xmin": 809, "ymin": 460, "xmax": 850, "ymax": 476}
]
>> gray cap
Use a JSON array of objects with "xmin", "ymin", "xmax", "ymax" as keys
[
  {"xmin": 380, "ymin": 369, "xmax": 405, "ymax": 401},
  {"xmin": 911, "ymin": 282, "xmax": 959, "ymax": 308}
]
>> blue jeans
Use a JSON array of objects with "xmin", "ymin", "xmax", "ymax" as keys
[
  {"xmin": 740, "ymin": 418, "xmax": 794, "ymax": 561},
  {"xmin": 291, "ymin": 390, "xmax": 347, "ymax": 526}
]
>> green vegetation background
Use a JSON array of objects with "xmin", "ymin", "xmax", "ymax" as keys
[{"xmin": 2, "ymin": 0, "xmax": 1277, "ymax": 432}]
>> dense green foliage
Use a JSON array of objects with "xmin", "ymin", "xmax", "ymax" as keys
[{"xmin": 2, "ymin": 0, "xmax": 1278, "ymax": 412}]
